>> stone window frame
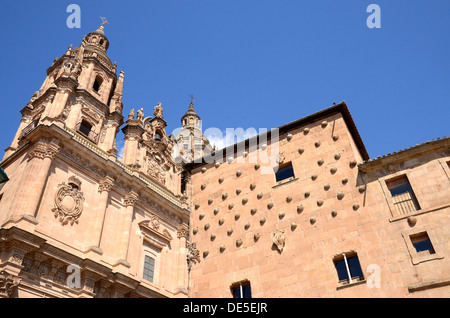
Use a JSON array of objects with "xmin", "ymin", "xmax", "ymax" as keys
[
  {"xmin": 89, "ymin": 71, "xmax": 106, "ymax": 96},
  {"xmin": 76, "ymin": 115, "xmax": 100, "ymax": 144},
  {"xmin": 378, "ymin": 170, "xmax": 423, "ymax": 218},
  {"xmin": 401, "ymin": 227, "xmax": 444, "ymax": 265}
]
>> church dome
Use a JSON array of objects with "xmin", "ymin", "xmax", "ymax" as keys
[{"xmin": 70, "ymin": 25, "xmax": 113, "ymax": 71}]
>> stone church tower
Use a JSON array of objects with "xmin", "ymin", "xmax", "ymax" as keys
[
  {"xmin": 174, "ymin": 99, "xmax": 213, "ymax": 164},
  {"xmin": 0, "ymin": 25, "xmax": 193, "ymax": 298}
]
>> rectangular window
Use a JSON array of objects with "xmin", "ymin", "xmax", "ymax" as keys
[
  {"xmin": 275, "ymin": 162, "xmax": 295, "ymax": 182},
  {"xmin": 143, "ymin": 255, "xmax": 155, "ymax": 283},
  {"xmin": 231, "ymin": 281, "xmax": 251, "ymax": 298},
  {"xmin": 386, "ymin": 175, "xmax": 420, "ymax": 215},
  {"xmin": 410, "ymin": 232, "xmax": 435, "ymax": 254},
  {"xmin": 334, "ymin": 252, "xmax": 364, "ymax": 285}
]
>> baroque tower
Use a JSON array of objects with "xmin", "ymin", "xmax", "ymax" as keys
[{"xmin": 0, "ymin": 25, "xmax": 191, "ymax": 298}]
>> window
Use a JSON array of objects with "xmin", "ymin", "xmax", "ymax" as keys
[
  {"xmin": 386, "ymin": 175, "xmax": 420, "ymax": 215},
  {"xmin": 274, "ymin": 162, "xmax": 295, "ymax": 182},
  {"xmin": 154, "ymin": 132, "xmax": 162, "ymax": 141},
  {"xmin": 93, "ymin": 76, "xmax": 103, "ymax": 93},
  {"xmin": 410, "ymin": 232, "xmax": 435, "ymax": 254},
  {"xmin": 143, "ymin": 255, "xmax": 155, "ymax": 283},
  {"xmin": 231, "ymin": 281, "xmax": 251, "ymax": 298},
  {"xmin": 78, "ymin": 120, "xmax": 92, "ymax": 137},
  {"xmin": 334, "ymin": 252, "xmax": 364, "ymax": 285},
  {"xmin": 180, "ymin": 173, "xmax": 187, "ymax": 195}
]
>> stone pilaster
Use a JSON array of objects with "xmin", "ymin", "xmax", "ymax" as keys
[
  {"xmin": 113, "ymin": 191, "xmax": 139, "ymax": 271},
  {"xmin": 85, "ymin": 176, "xmax": 114, "ymax": 257},
  {"xmin": 2, "ymin": 140, "xmax": 59, "ymax": 230}
]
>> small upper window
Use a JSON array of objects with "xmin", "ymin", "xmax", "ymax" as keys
[
  {"xmin": 410, "ymin": 232, "xmax": 435, "ymax": 254},
  {"xmin": 93, "ymin": 76, "xmax": 103, "ymax": 93},
  {"xmin": 154, "ymin": 132, "xmax": 162, "ymax": 141},
  {"xmin": 275, "ymin": 162, "xmax": 295, "ymax": 182},
  {"xmin": 231, "ymin": 281, "xmax": 251, "ymax": 298}
]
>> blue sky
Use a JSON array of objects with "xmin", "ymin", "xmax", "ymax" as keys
[{"xmin": 0, "ymin": 0, "xmax": 449, "ymax": 159}]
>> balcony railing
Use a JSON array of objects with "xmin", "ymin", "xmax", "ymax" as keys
[
  {"xmin": 75, "ymin": 122, "xmax": 99, "ymax": 144},
  {"xmin": 18, "ymin": 121, "xmax": 37, "ymax": 140}
]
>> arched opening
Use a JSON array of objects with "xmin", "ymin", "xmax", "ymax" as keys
[
  {"xmin": 154, "ymin": 131, "xmax": 162, "ymax": 142},
  {"xmin": 93, "ymin": 75, "xmax": 103, "ymax": 93}
]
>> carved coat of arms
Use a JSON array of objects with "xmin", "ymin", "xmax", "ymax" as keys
[
  {"xmin": 272, "ymin": 229, "xmax": 286, "ymax": 252},
  {"xmin": 52, "ymin": 179, "xmax": 85, "ymax": 226}
]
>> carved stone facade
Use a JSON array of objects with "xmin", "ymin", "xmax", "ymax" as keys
[
  {"xmin": 1, "ymin": 24, "xmax": 448, "ymax": 299},
  {"xmin": 0, "ymin": 25, "xmax": 190, "ymax": 298},
  {"xmin": 186, "ymin": 103, "xmax": 450, "ymax": 298}
]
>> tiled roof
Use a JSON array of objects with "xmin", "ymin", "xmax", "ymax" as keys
[
  {"xmin": 185, "ymin": 101, "xmax": 370, "ymax": 171},
  {"xmin": 359, "ymin": 135, "xmax": 450, "ymax": 166}
]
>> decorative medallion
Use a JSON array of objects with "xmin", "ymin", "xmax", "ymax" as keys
[{"xmin": 52, "ymin": 179, "xmax": 84, "ymax": 226}]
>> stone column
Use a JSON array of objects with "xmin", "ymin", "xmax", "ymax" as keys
[
  {"xmin": 86, "ymin": 176, "xmax": 114, "ymax": 255},
  {"xmin": 3, "ymin": 141, "xmax": 59, "ymax": 229},
  {"xmin": 121, "ymin": 120, "xmax": 145, "ymax": 167},
  {"xmin": 122, "ymin": 134, "xmax": 140, "ymax": 166},
  {"xmin": 114, "ymin": 191, "xmax": 138, "ymax": 270},
  {"xmin": 99, "ymin": 120, "xmax": 120, "ymax": 153},
  {"xmin": 176, "ymin": 225, "xmax": 189, "ymax": 294},
  {"xmin": 0, "ymin": 271, "xmax": 21, "ymax": 298},
  {"xmin": 43, "ymin": 87, "xmax": 72, "ymax": 123},
  {"xmin": 65, "ymin": 100, "xmax": 83, "ymax": 130},
  {"xmin": 78, "ymin": 271, "xmax": 102, "ymax": 298},
  {"xmin": 122, "ymin": 191, "xmax": 139, "ymax": 261},
  {"xmin": 3, "ymin": 116, "xmax": 31, "ymax": 160}
]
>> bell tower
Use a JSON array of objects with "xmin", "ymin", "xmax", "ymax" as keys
[
  {"xmin": 4, "ymin": 24, "xmax": 124, "ymax": 160},
  {"xmin": 174, "ymin": 99, "xmax": 213, "ymax": 163},
  {"xmin": 0, "ymin": 22, "xmax": 191, "ymax": 299}
]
